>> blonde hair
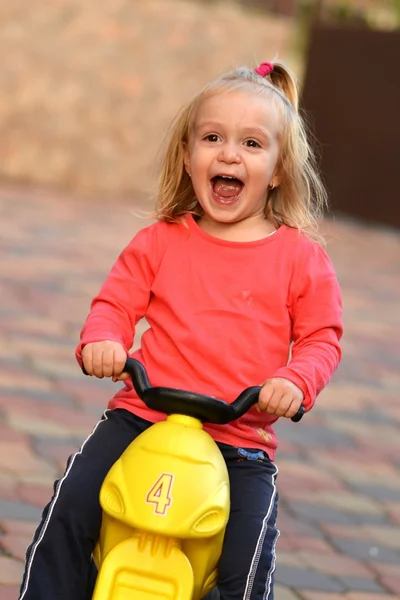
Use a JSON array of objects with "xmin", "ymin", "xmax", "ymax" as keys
[{"xmin": 156, "ymin": 62, "xmax": 328, "ymax": 240}]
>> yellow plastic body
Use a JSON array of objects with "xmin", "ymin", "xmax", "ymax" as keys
[{"xmin": 92, "ymin": 414, "xmax": 230, "ymax": 600}]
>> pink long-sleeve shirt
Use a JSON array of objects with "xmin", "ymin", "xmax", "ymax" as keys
[{"xmin": 76, "ymin": 215, "xmax": 342, "ymax": 459}]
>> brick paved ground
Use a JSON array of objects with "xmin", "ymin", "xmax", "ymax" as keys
[{"xmin": 0, "ymin": 185, "xmax": 399, "ymax": 599}]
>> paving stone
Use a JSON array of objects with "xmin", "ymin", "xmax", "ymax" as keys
[
  {"xmin": 0, "ymin": 467, "xmax": 19, "ymax": 493},
  {"xmin": 33, "ymin": 438, "xmax": 79, "ymax": 465},
  {"xmin": 0, "ymin": 357, "xmax": 28, "ymax": 371},
  {"xmin": 320, "ymin": 524, "xmax": 375, "ymax": 542},
  {"xmin": 0, "ymin": 423, "xmax": 29, "ymax": 444},
  {"xmin": 0, "ymin": 441, "xmax": 56, "ymax": 477},
  {"xmin": 350, "ymin": 483, "xmax": 400, "ymax": 503},
  {"xmin": 314, "ymin": 448, "xmax": 398, "ymax": 472},
  {"xmin": 292, "ymin": 537, "xmax": 337, "ymax": 554},
  {"xmin": 345, "ymin": 595, "xmax": 400, "ymax": 600},
  {"xmin": 335, "ymin": 577, "xmax": 387, "ymax": 593},
  {"xmin": 31, "ymin": 357, "xmax": 85, "ymax": 379},
  {"xmin": 0, "ymin": 388, "xmax": 74, "ymax": 406},
  {"xmin": 277, "ymin": 512, "xmax": 325, "ymax": 537},
  {"xmin": 369, "ymin": 562, "xmax": 400, "ymax": 579},
  {"xmin": 274, "ymin": 424, "xmax": 356, "ymax": 449},
  {"xmin": 286, "ymin": 502, "xmax": 360, "ymax": 525},
  {"xmin": 380, "ymin": 576, "xmax": 400, "ymax": 594},
  {"xmin": 359, "ymin": 525, "xmax": 400, "ymax": 549},
  {"xmin": 299, "ymin": 594, "xmax": 399, "ymax": 600},
  {"xmin": 277, "ymin": 460, "xmax": 328, "ymax": 477},
  {"xmin": 285, "ymin": 492, "xmax": 383, "ymax": 516},
  {"xmin": 32, "ymin": 434, "xmax": 85, "ymax": 447},
  {"xmin": 277, "ymin": 535, "xmax": 297, "ymax": 551},
  {"xmin": 275, "ymin": 565, "xmax": 345, "ymax": 592},
  {"xmin": 297, "ymin": 551, "xmax": 373, "ymax": 578},
  {"xmin": 0, "ymin": 500, "xmax": 42, "ymax": 522},
  {"xmin": 36, "ymin": 448, "xmax": 75, "ymax": 475},
  {"xmin": 0, "ymin": 533, "xmax": 31, "ymax": 562},
  {"xmin": 350, "ymin": 514, "xmax": 391, "ymax": 526},
  {"xmin": 0, "ymin": 520, "xmax": 37, "ymax": 537},
  {"xmin": 298, "ymin": 593, "xmax": 343, "ymax": 600},
  {"xmin": 0, "ymin": 584, "xmax": 21, "ymax": 600},
  {"xmin": 328, "ymin": 420, "xmax": 400, "ymax": 448},
  {"xmin": 384, "ymin": 502, "xmax": 400, "ymax": 526},
  {"xmin": 0, "ymin": 368, "xmax": 53, "ymax": 393},
  {"xmin": 0, "ymin": 314, "xmax": 66, "ymax": 337},
  {"xmin": 325, "ymin": 409, "xmax": 395, "ymax": 426},
  {"xmin": 278, "ymin": 473, "xmax": 347, "ymax": 493},
  {"xmin": 277, "ymin": 551, "xmax": 305, "ymax": 568},
  {"xmin": 14, "ymin": 473, "xmax": 56, "ymax": 487},
  {"xmin": 56, "ymin": 378, "xmax": 115, "ymax": 408},
  {"xmin": 332, "ymin": 539, "xmax": 400, "ymax": 564},
  {"xmin": 17, "ymin": 483, "xmax": 52, "ymax": 509},
  {"xmin": 0, "ymin": 556, "xmax": 24, "ymax": 584},
  {"xmin": 5, "ymin": 408, "xmax": 96, "ymax": 438},
  {"xmin": 274, "ymin": 584, "xmax": 301, "ymax": 600},
  {"xmin": 0, "ymin": 484, "xmax": 19, "ymax": 502}
]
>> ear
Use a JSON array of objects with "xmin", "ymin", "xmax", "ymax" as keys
[
  {"xmin": 183, "ymin": 142, "xmax": 191, "ymax": 177},
  {"xmin": 271, "ymin": 163, "xmax": 283, "ymax": 187}
]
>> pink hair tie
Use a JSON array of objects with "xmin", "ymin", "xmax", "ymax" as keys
[{"xmin": 255, "ymin": 62, "xmax": 274, "ymax": 78}]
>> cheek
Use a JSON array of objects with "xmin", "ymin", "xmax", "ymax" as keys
[
  {"xmin": 256, "ymin": 154, "xmax": 279, "ymax": 182},
  {"xmin": 189, "ymin": 149, "xmax": 210, "ymax": 176},
  {"xmin": 251, "ymin": 162, "xmax": 274, "ymax": 186}
]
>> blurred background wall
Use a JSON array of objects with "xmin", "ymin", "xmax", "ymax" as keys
[
  {"xmin": 0, "ymin": 0, "xmax": 399, "ymax": 221},
  {"xmin": 0, "ymin": 0, "xmax": 294, "ymax": 199}
]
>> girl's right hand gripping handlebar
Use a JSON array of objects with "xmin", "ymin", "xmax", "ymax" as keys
[{"xmin": 95, "ymin": 358, "xmax": 305, "ymax": 425}]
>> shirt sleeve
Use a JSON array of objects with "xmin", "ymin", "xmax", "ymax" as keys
[
  {"xmin": 75, "ymin": 222, "xmax": 165, "ymax": 365},
  {"xmin": 272, "ymin": 240, "xmax": 343, "ymax": 410}
]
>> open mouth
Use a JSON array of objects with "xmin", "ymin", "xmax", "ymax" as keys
[{"xmin": 210, "ymin": 175, "xmax": 244, "ymax": 204}]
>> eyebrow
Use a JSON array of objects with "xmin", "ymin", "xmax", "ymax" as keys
[
  {"xmin": 242, "ymin": 127, "xmax": 270, "ymax": 141},
  {"xmin": 195, "ymin": 122, "xmax": 270, "ymax": 140}
]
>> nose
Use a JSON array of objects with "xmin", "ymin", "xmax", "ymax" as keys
[{"xmin": 217, "ymin": 141, "xmax": 241, "ymax": 164}]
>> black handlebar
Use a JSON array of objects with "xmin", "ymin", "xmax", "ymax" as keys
[{"xmin": 110, "ymin": 358, "xmax": 305, "ymax": 425}]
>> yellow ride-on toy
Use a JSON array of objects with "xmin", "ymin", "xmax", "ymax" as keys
[{"xmin": 90, "ymin": 358, "xmax": 304, "ymax": 600}]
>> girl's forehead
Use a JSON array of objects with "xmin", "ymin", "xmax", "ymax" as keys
[{"xmin": 193, "ymin": 88, "xmax": 283, "ymax": 132}]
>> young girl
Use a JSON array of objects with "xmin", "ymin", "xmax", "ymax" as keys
[{"xmin": 19, "ymin": 61, "xmax": 342, "ymax": 600}]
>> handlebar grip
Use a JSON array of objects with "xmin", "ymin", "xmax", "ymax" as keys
[{"xmin": 291, "ymin": 405, "xmax": 305, "ymax": 423}]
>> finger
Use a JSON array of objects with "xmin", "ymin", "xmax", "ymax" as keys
[
  {"xmin": 82, "ymin": 346, "xmax": 93, "ymax": 375},
  {"xmin": 102, "ymin": 350, "xmax": 115, "ymax": 378},
  {"xmin": 260, "ymin": 389, "xmax": 284, "ymax": 414},
  {"xmin": 112, "ymin": 372, "xmax": 130, "ymax": 382},
  {"xmin": 112, "ymin": 349, "xmax": 127, "ymax": 377},
  {"xmin": 283, "ymin": 397, "xmax": 302, "ymax": 418},
  {"xmin": 92, "ymin": 350, "xmax": 104, "ymax": 378},
  {"xmin": 267, "ymin": 392, "xmax": 285, "ymax": 415},
  {"xmin": 257, "ymin": 382, "xmax": 274, "ymax": 411},
  {"xmin": 273, "ymin": 393, "xmax": 294, "ymax": 417}
]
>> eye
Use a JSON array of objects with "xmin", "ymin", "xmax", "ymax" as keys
[
  {"xmin": 245, "ymin": 139, "xmax": 261, "ymax": 148},
  {"xmin": 204, "ymin": 134, "xmax": 220, "ymax": 143}
]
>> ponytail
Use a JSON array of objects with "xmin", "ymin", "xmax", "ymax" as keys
[
  {"xmin": 254, "ymin": 60, "xmax": 299, "ymax": 111},
  {"xmin": 269, "ymin": 63, "xmax": 299, "ymax": 112}
]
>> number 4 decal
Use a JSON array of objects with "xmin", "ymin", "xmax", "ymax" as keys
[{"xmin": 146, "ymin": 473, "xmax": 174, "ymax": 515}]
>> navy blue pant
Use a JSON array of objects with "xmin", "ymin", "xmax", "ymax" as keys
[{"xmin": 18, "ymin": 409, "xmax": 279, "ymax": 600}]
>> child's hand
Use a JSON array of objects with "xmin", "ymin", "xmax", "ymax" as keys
[
  {"xmin": 81, "ymin": 341, "xmax": 128, "ymax": 381},
  {"xmin": 257, "ymin": 378, "xmax": 304, "ymax": 418}
]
